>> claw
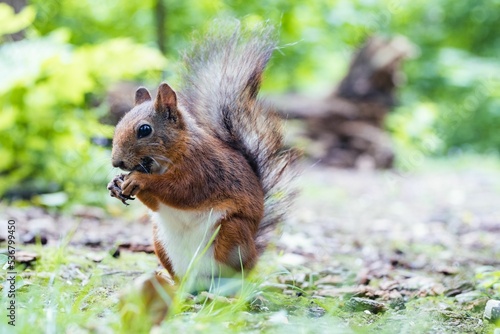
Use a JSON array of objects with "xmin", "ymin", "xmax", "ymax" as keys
[
  {"xmin": 116, "ymin": 192, "xmax": 134, "ymax": 205},
  {"xmin": 108, "ymin": 173, "xmax": 133, "ymax": 206}
]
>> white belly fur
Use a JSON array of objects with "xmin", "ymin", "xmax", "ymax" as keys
[{"xmin": 151, "ymin": 204, "xmax": 226, "ymax": 279}]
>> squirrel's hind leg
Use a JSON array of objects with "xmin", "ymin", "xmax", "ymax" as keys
[{"xmin": 213, "ymin": 216, "xmax": 259, "ymax": 272}]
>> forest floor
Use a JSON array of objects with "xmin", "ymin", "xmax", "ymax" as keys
[{"xmin": 1, "ymin": 156, "xmax": 500, "ymax": 333}]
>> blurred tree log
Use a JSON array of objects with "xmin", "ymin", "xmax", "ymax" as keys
[
  {"xmin": 274, "ymin": 36, "xmax": 414, "ymax": 169},
  {"xmin": 104, "ymin": 36, "xmax": 414, "ymax": 169}
]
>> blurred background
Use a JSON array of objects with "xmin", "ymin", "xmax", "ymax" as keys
[{"xmin": 1, "ymin": 0, "xmax": 499, "ymax": 209}]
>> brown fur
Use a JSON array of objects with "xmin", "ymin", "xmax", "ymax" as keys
[
  {"xmin": 111, "ymin": 83, "xmax": 264, "ymax": 278},
  {"xmin": 109, "ymin": 23, "xmax": 298, "ymax": 281}
]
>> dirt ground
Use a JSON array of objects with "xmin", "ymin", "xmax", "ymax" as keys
[
  {"xmin": 2, "ymin": 161, "xmax": 500, "ymax": 331},
  {"xmin": 278, "ymin": 163, "xmax": 500, "ymax": 301}
]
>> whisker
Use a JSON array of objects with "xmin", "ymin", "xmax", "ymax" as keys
[
  {"xmin": 138, "ymin": 162, "xmax": 150, "ymax": 174},
  {"xmin": 84, "ymin": 156, "xmax": 114, "ymax": 178},
  {"xmin": 149, "ymin": 157, "xmax": 160, "ymax": 172},
  {"xmin": 151, "ymin": 155, "xmax": 173, "ymax": 165},
  {"xmin": 149, "ymin": 155, "xmax": 174, "ymax": 174},
  {"xmin": 106, "ymin": 167, "xmax": 119, "ymax": 179}
]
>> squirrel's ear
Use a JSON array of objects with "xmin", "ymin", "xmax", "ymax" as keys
[
  {"xmin": 154, "ymin": 83, "xmax": 178, "ymax": 118},
  {"xmin": 135, "ymin": 87, "xmax": 152, "ymax": 105}
]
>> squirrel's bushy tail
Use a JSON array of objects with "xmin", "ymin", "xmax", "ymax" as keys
[{"xmin": 179, "ymin": 20, "xmax": 299, "ymax": 253}]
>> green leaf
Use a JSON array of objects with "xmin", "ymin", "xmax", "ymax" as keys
[{"xmin": 0, "ymin": 4, "xmax": 35, "ymax": 37}]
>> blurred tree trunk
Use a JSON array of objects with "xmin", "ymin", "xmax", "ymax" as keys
[
  {"xmin": 155, "ymin": 0, "xmax": 167, "ymax": 54},
  {"xmin": 3, "ymin": 0, "xmax": 25, "ymax": 12},
  {"xmin": 3, "ymin": 0, "xmax": 27, "ymax": 41},
  {"xmin": 274, "ymin": 36, "xmax": 415, "ymax": 169}
]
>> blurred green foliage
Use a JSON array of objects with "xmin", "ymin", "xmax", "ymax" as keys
[
  {"xmin": 1, "ymin": 0, "xmax": 499, "ymax": 205},
  {"xmin": 0, "ymin": 3, "xmax": 166, "ymax": 206}
]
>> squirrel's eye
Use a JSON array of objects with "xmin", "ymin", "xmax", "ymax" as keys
[{"xmin": 137, "ymin": 124, "xmax": 152, "ymax": 139}]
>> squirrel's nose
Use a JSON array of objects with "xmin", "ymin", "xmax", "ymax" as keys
[{"xmin": 112, "ymin": 159, "xmax": 125, "ymax": 169}]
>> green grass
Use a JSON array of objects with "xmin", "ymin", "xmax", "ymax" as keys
[
  {"xmin": 0, "ymin": 243, "xmax": 156, "ymax": 333},
  {"xmin": 1, "ymin": 241, "xmax": 498, "ymax": 333}
]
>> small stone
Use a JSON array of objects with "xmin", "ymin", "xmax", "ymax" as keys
[
  {"xmin": 455, "ymin": 291, "xmax": 484, "ymax": 304},
  {"xmin": 308, "ymin": 304, "xmax": 326, "ymax": 318},
  {"xmin": 346, "ymin": 297, "xmax": 387, "ymax": 314},
  {"xmin": 22, "ymin": 232, "xmax": 48, "ymax": 245},
  {"xmin": 484, "ymin": 299, "xmax": 500, "ymax": 322},
  {"xmin": 86, "ymin": 252, "xmax": 106, "ymax": 263}
]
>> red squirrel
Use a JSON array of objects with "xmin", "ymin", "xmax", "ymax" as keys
[{"xmin": 107, "ymin": 23, "xmax": 298, "ymax": 286}]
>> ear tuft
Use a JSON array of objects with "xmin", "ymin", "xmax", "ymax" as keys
[
  {"xmin": 154, "ymin": 83, "xmax": 177, "ymax": 115},
  {"xmin": 135, "ymin": 87, "xmax": 152, "ymax": 105}
]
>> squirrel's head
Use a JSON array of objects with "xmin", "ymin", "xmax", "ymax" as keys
[{"xmin": 111, "ymin": 83, "xmax": 186, "ymax": 174}]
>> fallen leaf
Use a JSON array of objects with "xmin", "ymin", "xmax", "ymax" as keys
[
  {"xmin": 315, "ymin": 275, "xmax": 343, "ymax": 286},
  {"xmin": 120, "ymin": 272, "xmax": 176, "ymax": 327},
  {"xmin": 118, "ymin": 242, "xmax": 155, "ymax": 254},
  {"xmin": 15, "ymin": 250, "xmax": 39, "ymax": 264}
]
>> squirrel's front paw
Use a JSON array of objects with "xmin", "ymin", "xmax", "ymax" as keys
[
  {"xmin": 121, "ymin": 173, "xmax": 143, "ymax": 199},
  {"xmin": 107, "ymin": 174, "xmax": 134, "ymax": 205}
]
